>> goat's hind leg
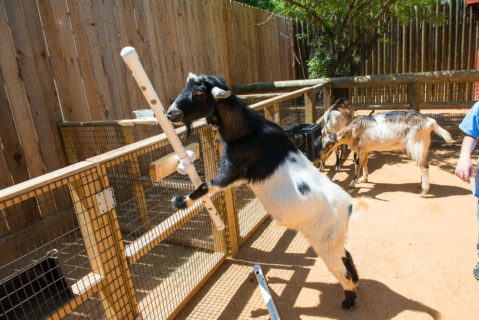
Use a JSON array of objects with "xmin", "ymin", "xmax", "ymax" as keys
[
  {"xmin": 314, "ymin": 243, "xmax": 359, "ymax": 309},
  {"xmin": 419, "ymin": 161, "xmax": 430, "ymax": 197}
]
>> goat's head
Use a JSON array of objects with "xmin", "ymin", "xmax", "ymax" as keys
[
  {"xmin": 319, "ymin": 133, "xmax": 338, "ymax": 163},
  {"xmin": 167, "ymin": 73, "xmax": 232, "ymax": 133}
]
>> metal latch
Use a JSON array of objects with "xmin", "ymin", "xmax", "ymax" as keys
[{"xmin": 95, "ymin": 187, "xmax": 116, "ymax": 214}]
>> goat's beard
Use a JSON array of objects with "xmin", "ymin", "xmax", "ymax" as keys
[{"xmin": 180, "ymin": 122, "xmax": 192, "ymax": 143}]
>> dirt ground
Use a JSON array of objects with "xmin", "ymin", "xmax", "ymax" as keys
[{"xmin": 177, "ymin": 137, "xmax": 479, "ymax": 319}]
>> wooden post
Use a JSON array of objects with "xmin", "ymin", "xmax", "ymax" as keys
[
  {"xmin": 323, "ymin": 83, "xmax": 332, "ymax": 117},
  {"xmin": 199, "ymin": 127, "xmax": 227, "ymax": 253},
  {"xmin": 69, "ymin": 172, "xmax": 139, "ymax": 319},
  {"xmin": 304, "ymin": 90, "xmax": 315, "ymax": 123},
  {"xmin": 120, "ymin": 124, "xmax": 152, "ymax": 232},
  {"xmin": 407, "ymin": 81, "xmax": 421, "ymax": 111},
  {"xmin": 264, "ymin": 103, "xmax": 280, "ymax": 125}
]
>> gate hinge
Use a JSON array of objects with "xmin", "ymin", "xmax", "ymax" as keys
[{"xmin": 95, "ymin": 187, "xmax": 116, "ymax": 214}]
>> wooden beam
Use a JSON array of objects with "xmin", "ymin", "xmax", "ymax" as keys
[
  {"xmin": 125, "ymin": 202, "xmax": 203, "ymax": 264},
  {"xmin": 234, "ymin": 70, "xmax": 479, "ymax": 92},
  {"xmin": 149, "ymin": 143, "xmax": 200, "ymax": 182}
]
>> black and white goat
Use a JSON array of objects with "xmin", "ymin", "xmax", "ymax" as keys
[
  {"xmin": 318, "ymin": 98, "xmax": 355, "ymax": 171},
  {"xmin": 319, "ymin": 110, "xmax": 453, "ymax": 197},
  {"xmin": 167, "ymin": 73, "xmax": 368, "ymax": 309}
]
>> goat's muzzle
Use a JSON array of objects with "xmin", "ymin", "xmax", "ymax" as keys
[{"xmin": 167, "ymin": 104, "xmax": 184, "ymax": 123}]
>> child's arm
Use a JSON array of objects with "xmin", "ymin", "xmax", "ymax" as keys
[{"xmin": 455, "ymin": 135, "xmax": 478, "ymax": 183}]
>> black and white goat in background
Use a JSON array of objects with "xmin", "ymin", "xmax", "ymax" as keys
[
  {"xmin": 319, "ymin": 110, "xmax": 453, "ymax": 197},
  {"xmin": 167, "ymin": 73, "xmax": 368, "ymax": 309}
]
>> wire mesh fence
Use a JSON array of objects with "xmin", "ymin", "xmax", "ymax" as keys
[
  {"xmin": 0, "ymin": 124, "xmax": 235, "ymax": 320},
  {"xmin": 1, "ymin": 74, "xmax": 476, "ymax": 320}
]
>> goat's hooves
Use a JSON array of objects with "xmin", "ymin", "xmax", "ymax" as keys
[
  {"xmin": 171, "ymin": 195, "xmax": 188, "ymax": 210},
  {"xmin": 348, "ymin": 181, "xmax": 356, "ymax": 189},
  {"xmin": 341, "ymin": 290, "xmax": 356, "ymax": 310},
  {"xmin": 419, "ymin": 190, "xmax": 429, "ymax": 198}
]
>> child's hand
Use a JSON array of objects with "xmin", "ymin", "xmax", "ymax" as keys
[{"xmin": 455, "ymin": 157, "xmax": 474, "ymax": 183}]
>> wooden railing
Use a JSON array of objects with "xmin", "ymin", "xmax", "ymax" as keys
[{"xmin": 236, "ymin": 70, "xmax": 479, "ymax": 113}]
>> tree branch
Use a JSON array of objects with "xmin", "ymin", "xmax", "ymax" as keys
[
  {"xmin": 284, "ymin": 0, "xmax": 333, "ymax": 36},
  {"xmin": 336, "ymin": 0, "xmax": 399, "ymax": 73}
]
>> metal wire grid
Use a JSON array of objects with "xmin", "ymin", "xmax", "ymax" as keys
[
  {"xmin": 0, "ymin": 124, "xmax": 233, "ymax": 320},
  {"xmin": 94, "ymin": 126, "xmax": 229, "ymax": 319},
  {"xmin": 0, "ymin": 167, "xmax": 127, "ymax": 320},
  {"xmin": 234, "ymin": 185, "xmax": 267, "ymax": 246},
  {"xmin": 58, "ymin": 121, "xmax": 165, "ymax": 164}
]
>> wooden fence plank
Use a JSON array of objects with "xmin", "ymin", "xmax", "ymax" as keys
[
  {"xmin": 95, "ymin": 0, "xmax": 132, "ymax": 119},
  {"xmin": 139, "ymin": 0, "xmax": 166, "ymax": 107},
  {"xmin": 67, "ymin": 1, "xmax": 104, "ymax": 120},
  {"xmin": 75, "ymin": 1, "xmax": 114, "ymax": 119},
  {"xmin": 0, "ymin": 1, "xmax": 47, "ymax": 178},
  {"xmin": 0, "ymin": 16, "xmax": 30, "ymax": 185},
  {"xmin": 4, "ymin": 0, "xmax": 64, "ymax": 173},
  {"xmin": 51, "ymin": 0, "xmax": 91, "ymax": 121}
]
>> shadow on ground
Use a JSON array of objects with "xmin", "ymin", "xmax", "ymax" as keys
[{"xmin": 178, "ymin": 219, "xmax": 442, "ymax": 320}]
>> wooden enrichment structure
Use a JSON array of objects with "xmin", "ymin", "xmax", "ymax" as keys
[{"xmin": 121, "ymin": 46, "xmax": 225, "ymax": 231}]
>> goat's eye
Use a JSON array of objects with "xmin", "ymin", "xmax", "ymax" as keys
[{"xmin": 193, "ymin": 90, "xmax": 204, "ymax": 97}]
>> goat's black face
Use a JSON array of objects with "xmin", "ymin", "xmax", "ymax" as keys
[{"xmin": 167, "ymin": 73, "xmax": 231, "ymax": 126}]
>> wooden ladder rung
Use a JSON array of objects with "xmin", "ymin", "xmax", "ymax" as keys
[{"xmin": 71, "ymin": 272, "xmax": 105, "ymax": 296}]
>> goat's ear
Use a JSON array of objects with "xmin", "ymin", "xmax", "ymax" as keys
[
  {"xmin": 187, "ymin": 72, "xmax": 199, "ymax": 83},
  {"xmin": 211, "ymin": 86, "xmax": 231, "ymax": 100}
]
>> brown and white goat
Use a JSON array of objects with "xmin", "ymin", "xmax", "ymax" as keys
[
  {"xmin": 318, "ymin": 98, "xmax": 354, "ymax": 171},
  {"xmin": 319, "ymin": 110, "xmax": 453, "ymax": 197}
]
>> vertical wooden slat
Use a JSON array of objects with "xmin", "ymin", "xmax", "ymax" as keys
[
  {"xmin": 0, "ymin": 45, "xmax": 30, "ymax": 186},
  {"xmin": 199, "ymin": 128, "xmax": 227, "ymax": 254},
  {"xmin": 69, "ymin": 172, "xmax": 138, "ymax": 319},
  {"xmin": 4, "ymin": 0, "xmax": 65, "ymax": 174},
  {"xmin": 304, "ymin": 91, "xmax": 315, "ymax": 123},
  {"xmin": 121, "ymin": 125, "xmax": 152, "ymax": 232},
  {"xmin": 75, "ymin": 1, "xmax": 114, "ymax": 120},
  {"xmin": 95, "ymin": 0, "xmax": 132, "ymax": 119},
  {"xmin": 51, "ymin": 0, "xmax": 91, "ymax": 121},
  {"xmin": 0, "ymin": 1, "xmax": 47, "ymax": 178},
  {"xmin": 21, "ymin": 0, "xmax": 67, "ymax": 167},
  {"xmin": 67, "ymin": 1, "xmax": 104, "ymax": 120},
  {"xmin": 140, "ymin": 0, "xmax": 170, "ymax": 106}
]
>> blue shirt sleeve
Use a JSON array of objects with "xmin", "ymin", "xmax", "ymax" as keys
[{"xmin": 459, "ymin": 101, "xmax": 479, "ymax": 137}]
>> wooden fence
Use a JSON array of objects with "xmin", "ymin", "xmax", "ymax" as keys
[
  {"xmin": 293, "ymin": 1, "xmax": 479, "ymax": 77},
  {"xmin": 362, "ymin": 1, "xmax": 479, "ymax": 75},
  {"xmin": 0, "ymin": 0, "xmax": 296, "ymax": 189}
]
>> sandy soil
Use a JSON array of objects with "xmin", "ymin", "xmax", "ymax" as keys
[{"xmin": 178, "ymin": 138, "xmax": 479, "ymax": 319}]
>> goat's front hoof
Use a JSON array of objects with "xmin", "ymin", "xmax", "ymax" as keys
[
  {"xmin": 341, "ymin": 290, "xmax": 356, "ymax": 310},
  {"xmin": 348, "ymin": 181, "xmax": 356, "ymax": 189},
  {"xmin": 419, "ymin": 189, "xmax": 429, "ymax": 198},
  {"xmin": 171, "ymin": 195, "xmax": 188, "ymax": 210},
  {"xmin": 357, "ymin": 176, "xmax": 367, "ymax": 183}
]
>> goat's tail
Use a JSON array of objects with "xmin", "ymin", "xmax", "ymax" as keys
[
  {"xmin": 349, "ymin": 197, "xmax": 370, "ymax": 220},
  {"xmin": 432, "ymin": 121, "xmax": 453, "ymax": 144}
]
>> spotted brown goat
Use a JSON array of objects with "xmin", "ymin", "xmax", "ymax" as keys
[
  {"xmin": 319, "ymin": 110, "xmax": 453, "ymax": 196},
  {"xmin": 318, "ymin": 98, "xmax": 355, "ymax": 171}
]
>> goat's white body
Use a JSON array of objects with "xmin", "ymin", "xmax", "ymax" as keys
[
  {"xmin": 354, "ymin": 114, "xmax": 448, "ymax": 164},
  {"xmin": 249, "ymin": 151, "xmax": 356, "ymax": 292},
  {"xmin": 325, "ymin": 111, "xmax": 453, "ymax": 196},
  {"xmin": 250, "ymin": 151, "xmax": 350, "ymax": 234}
]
